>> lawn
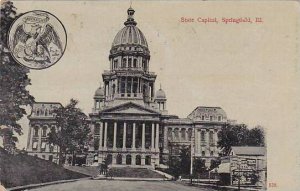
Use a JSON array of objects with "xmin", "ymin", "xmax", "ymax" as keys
[
  {"xmin": 107, "ymin": 167, "xmax": 165, "ymax": 178},
  {"xmin": 0, "ymin": 147, "xmax": 88, "ymax": 188}
]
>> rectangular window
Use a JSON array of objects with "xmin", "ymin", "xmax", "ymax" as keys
[
  {"xmin": 41, "ymin": 142, "xmax": 46, "ymax": 150},
  {"xmin": 32, "ymin": 142, "xmax": 38, "ymax": 149}
]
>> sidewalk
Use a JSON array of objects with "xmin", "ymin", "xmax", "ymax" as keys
[
  {"xmin": 179, "ymin": 180, "xmax": 264, "ymax": 191},
  {"xmin": 6, "ymin": 177, "xmax": 91, "ymax": 191},
  {"xmin": 99, "ymin": 177, "xmax": 168, "ymax": 181}
]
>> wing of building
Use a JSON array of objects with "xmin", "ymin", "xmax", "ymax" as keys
[
  {"xmin": 27, "ymin": 7, "xmax": 228, "ymax": 168},
  {"xmin": 27, "ymin": 102, "xmax": 62, "ymax": 163}
]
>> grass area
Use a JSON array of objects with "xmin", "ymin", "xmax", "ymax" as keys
[
  {"xmin": 0, "ymin": 147, "xmax": 88, "ymax": 188},
  {"xmin": 64, "ymin": 166, "xmax": 100, "ymax": 177},
  {"xmin": 107, "ymin": 167, "xmax": 165, "ymax": 178}
]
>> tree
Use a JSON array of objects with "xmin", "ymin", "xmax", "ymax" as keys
[
  {"xmin": 209, "ymin": 158, "xmax": 221, "ymax": 171},
  {"xmin": 247, "ymin": 126, "xmax": 265, "ymax": 146},
  {"xmin": 217, "ymin": 123, "xmax": 265, "ymax": 156},
  {"xmin": 193, "ymin": 158, "xmax": 207, "ymax": 175},
  {"xmin": 0, "ymin": 1, "xmax": 34, "ymax": 151},
  {"xmin": 48, "ymin": 99, "xmax": 90, "ymax": 165},
  {"xmin": 179, "ymin": 146, "xmax": 191, "ymax": 175}
]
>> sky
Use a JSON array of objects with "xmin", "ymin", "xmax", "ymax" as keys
[{"xmin": 8, "ymin": 1, "xmax": 300, "ymax": 189}]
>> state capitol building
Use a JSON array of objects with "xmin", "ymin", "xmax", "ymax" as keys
[{"xmin": 26, "ymin": 7, "xmax": 228, "ymax": 168}]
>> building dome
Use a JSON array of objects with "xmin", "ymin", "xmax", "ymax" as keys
[
  {"xmin": 94, "ymin": 86, "xmax": 104, "ymax": 98},
  {"xmin": 156, "ymin": 88, "xmax": 166, "ymax": 100},
  {"xmin": 112, "ymin": 25, "xmax": 148, "ymax": 48},
  {"xmin": 110, "ymin": 7, "xmax": 150, "ymax": 58}
]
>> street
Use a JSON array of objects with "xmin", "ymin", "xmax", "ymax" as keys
[{"xmin": 29, "ymin": 180, "xmax": 219, "ymax": 191}]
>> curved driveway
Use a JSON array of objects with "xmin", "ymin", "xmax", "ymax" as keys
[{"xmin": 29, "ymin": 180, "xmax": 217, "ymax": 191}]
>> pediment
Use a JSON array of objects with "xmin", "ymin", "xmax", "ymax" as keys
[{"xmin": 101, "ymin": 102, "xmax": 160, "ymax": 115}]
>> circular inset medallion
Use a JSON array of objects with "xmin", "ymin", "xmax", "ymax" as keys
[{"xmin": 8, "ymin": 10, "xmax": 67, "ymax": 69}]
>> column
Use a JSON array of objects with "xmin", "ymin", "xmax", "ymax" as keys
[
  {"xmin": 194, "ymin": 129, "xmax": 197, "ymax": 153},
  {"xmin": 198, "ymin": 130, "xmax": 201, "ymax": 153},
  {"xmin": 27, "ymin": 125, "xmax": 33, "ymax": 150},
  {"xmin": 206, "ymin": 129, "xmax": 209, "ymax": 145},
  {"xmin": 137, "ymin": 78, "xmax": 140, "ymax": 93},
  {"xmin": 214, "ymin": 129, "xmax": 218, "ymax": 146},
  {"xmin": 179, "ymin": 128, "xmax": 182, "ymax": 142},
  {"xmin": 38, "ymin": 126, "xmax": 42, "ymax": 152},
  {"xmin": 132, "ymin": 154, "xmax": 136, "ymax": 165},
  {"xmin": 155, "ymin": 124, "xmax": 159, "ymax": 151},
  {"xmin": 131, "ymin": 77, "xmax": 133, "ymax": 94},
  {"xmin": 103, "ymin": 122, "xmax": 107, "ymax": 149},
  {"xmin": 132, "ymin": 123, "xmax": 136, "ymax": 149},
  {"xmin": 123, "ymin": 122, "xmax": 127, "ymax": 150},
  {"xmin": 163, "ymin": 126, "xmax": 168, "ymax": 152},
  {"xmin": 171, "ymin": 129, "xmax": 175, "ymax": 142},
  {"xmin": 118, "ymin": 77, "xmax": 121, "ymax": 94},
  {"xmin": 99, "ymin": 122, "xmax": 103, "ymax": 150},
  {"xmin": 125, "ymin": 77, "xmax": 127, "ymax": 95},
  {"xmin": 151, "ymin": 123, "xmax": 155, "ymax": 150},
  {"xmin": 142, "ymin": 123, "xmax": 145, "ymax": 150},
  {"xmin": 113, "ymin": 122, "xmax": 117, "ymax": 149},
  {"xmin": 112, "ymin": 154, "xmax": 116, "ymax": 165},
  {"xmin": 141, "ymin": 155, "xmax": 145, "ymax": 166},
  {"xmin": 185, "ymin": 130, "xmax": 188, "ymax": 142}
]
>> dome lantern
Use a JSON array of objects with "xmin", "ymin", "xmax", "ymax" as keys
[{"xmin": 124, "ymin": 7, "xmax": 137, "ymax": 26}]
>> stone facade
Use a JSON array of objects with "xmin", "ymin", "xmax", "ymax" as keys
[
  {"xmin": 26, "ymin": 102, "xmax": 61, "ymax": 163},
  {"xmin": 87, "ymin": 8, "xmax": 228, "ymax": 168},
  {"xmin": 26, "ymin": 8, "xmax": 228, "ymax": 168}
]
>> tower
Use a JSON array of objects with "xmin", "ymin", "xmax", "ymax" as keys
[
  {"xmin": 101, "ymin": 7, "xmax": 157, "ymax": 108},
  {"xmin": 93, "ymin": 85, "xmax": 105, "ymax": 112}
]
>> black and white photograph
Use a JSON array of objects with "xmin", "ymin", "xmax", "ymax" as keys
[{"xmin": 0, "ymin": 1, "xmax": 299, "ymax": 191}]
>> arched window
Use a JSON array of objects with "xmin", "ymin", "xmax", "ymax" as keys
[
  {"xmin": 145, "ymin": 156, "xmax": 151, "ymax": 165},
  {"xmin": 36, "ymin": 109, "xmax": 40, "ymax": 116},
  {"xmin": 106, "ymin": 154, "xmax": 112, "ymax": 165},
  {"xmin": 181, "ymin": 129, "xmax": 186, "ymax": 141},
  {"xmin": 187, "ymin": 129, "xmax": 192, "ymax": 141},
  {"xmin": 210, "ymin": 151, "xmax": 214, "ymax": 156},
  {"xmin": 201, "ymin": 131, "xmax": 205, "ymax": 141},
  {"xmin": 94, "ymin": 124, "xmax": 100, "ymax": 135},
  {"xmin": 122, "ymin": 58, "xmax": 127, "ymax": 68},
  {"xmin": 167, "ymin": 128, "xmax": 172, "ymax": 141},
  {"xmin": 202, "ymin": 151, "xmax": 205, "ymax": 157},
  {"xmin": 209, "ymin": 116, "xmax": 213, "ymax": 121},
  {"xmin": 174, "ymin": 128, "xmax": 179, "ymax": 141},
  {"xmin": 136, "ymin": 155, "xmax": 141, "ymax": 165},
  {"xmin": 34, "ymin": 126, "xmax": 39, "ymax": 137},
  {"xmin": 209, "ymin": 131, "xmax": 214, "ymax": 144},
  {"xmin": 128, "ymin": 58, "xmax": 132, "ymax": 68},
  {"xmin": 126, "ymin": 155, "xmax": 132, "ymax": 165},
  {"xmin": 133, "ymin": 59, "xmax": 137, "ymax": 68},
  {"xmin": 42, "ymin": 126, "xmax": 47, "ymax": 137},
  {"xmin": 45, "ymin": 109, "xmax": 48, "ymax": 116},
  {"xmin": 114, "ymin": 59, "xmax": 118, "ymax": 68},
  {"xmin": 116, "ymin": 154, "xmax": 122, "ymax": 165},
  {"xmin": 112, "ymin": 84, "xmax": 116, "ymax": 95}
]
